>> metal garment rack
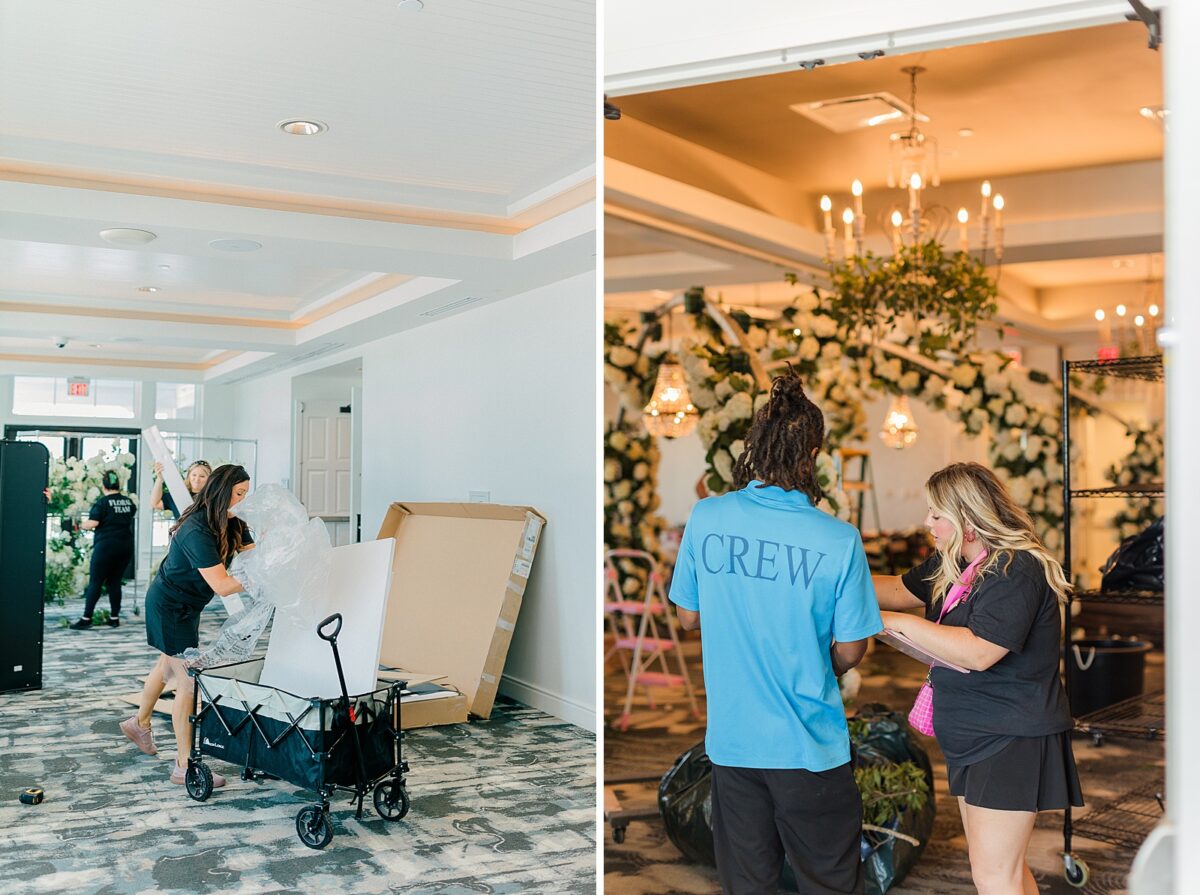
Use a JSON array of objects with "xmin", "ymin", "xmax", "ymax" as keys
[{"xmin": 1058, "ymin": 354, "xmax": 1165, "ymax": 883}]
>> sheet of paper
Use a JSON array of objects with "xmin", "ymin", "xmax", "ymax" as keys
[
  {"xmin": 259, "ymin": 538, "xmax": 395, "ymax": 697},
  {"xmin": 877, "ymin": 629, "xmax": 971, "ymax": 673},
  {"xmin": 142, "ymin": 426, "xmax": 193, "ymax": 515}
]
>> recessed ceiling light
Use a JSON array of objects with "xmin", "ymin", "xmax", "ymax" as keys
[
  {"xmin": 209, "ymin": 238, "xmax": 263, "ymax": 252},
  {"xmin": 99, "ymin": 228, "xmax": 157, "ymax": 246},
  {"xmin": 158, "ymin": 264, "xmax": 171, "ymax": 271},
  {"xmin": 397, "ymin": 0, "xmax": 424, "ymax": 8},
  {"xmin": 277, "ymin": 119, "xmax": 328, "ymax": 136},
  {"xmin": 137, "ymin": 286, "xmax": 159, "ymax": 293},
  {"xmin": 957, "ymin": 127, "xmax": 974, "ymax": 138}
]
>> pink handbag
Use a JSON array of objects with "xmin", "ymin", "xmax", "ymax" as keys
[{"xmin": 907, "ymin": 550, "xmax": 988, "ymax": 736}]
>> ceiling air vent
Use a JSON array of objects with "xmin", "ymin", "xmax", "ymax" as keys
[
  {"xmin": 790, "ymin": 92, "xmax": 926, "ymax": 134},
  {"xmin": 419, "ymin": 296, "xmax": 487, "ymax": 318}
]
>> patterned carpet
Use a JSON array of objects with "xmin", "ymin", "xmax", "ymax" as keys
[
  {"xmin": 604, "ymin": 635, "xmax": 1165, "ymax": 894},
  {"xmin": 0, "ymin": 599, "xmax": 597, "ymax": 895}
]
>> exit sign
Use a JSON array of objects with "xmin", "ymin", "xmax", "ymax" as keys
[{"xmin": 67, "ymin": 377, "xmax": 90, "ymax": 398}]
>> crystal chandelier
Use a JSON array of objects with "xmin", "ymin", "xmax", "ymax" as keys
[
  {"xmin": 819, "ymin": 66, "xmax": 1006, "ymax": 266},
  {"xmin": 887, "ymin": 66, "xmax": 939, "ymax": 190},
  {"xmin": 880, "ymin": 394, "xmax": 919, "ymax": 449},
  {"xmin": 643, "ymin": 360, "xmax": 698, "ymax": 437}
]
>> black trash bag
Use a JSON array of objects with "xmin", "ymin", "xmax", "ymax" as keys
[
  {"xmin": 657, "ymin": 704, "xmax": 935, "ymax": 894},
  {"xmin": 846, "ymin": 705, "xmax": 936, "ymax": 895},
  {"xmin": 1100, "ymin": 517, "xmax": 1164, "ymax": 592}
]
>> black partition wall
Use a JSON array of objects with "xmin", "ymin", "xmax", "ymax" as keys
[{"xmin": 0, "ymin": 440, "xmax": 50, "ymax": 693}]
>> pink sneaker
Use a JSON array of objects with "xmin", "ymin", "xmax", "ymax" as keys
[
  {"xmin": 120, "ymin": 714, "xmax": 157, "ymax": 755},
  {"xmin": 170, "ymin": 764, "xmax": 226, "ymax": 788}
]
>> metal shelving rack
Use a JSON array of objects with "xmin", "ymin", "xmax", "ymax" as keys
[{"xmin": 1059, "ymin": 354, "xmax": 1165, "ymax": 879}]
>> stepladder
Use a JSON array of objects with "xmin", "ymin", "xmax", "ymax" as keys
[{"xmin": 604, "ymin": 548, "xmax": 702, "ymax": 731}]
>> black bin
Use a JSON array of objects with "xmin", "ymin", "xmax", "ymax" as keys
[{"xmin": 1068, "ymin": 638, "xmax": 1152, "ymax": 717}]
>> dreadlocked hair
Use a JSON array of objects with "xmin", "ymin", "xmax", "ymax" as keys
[
  {"xmin": 731, "ymin": 367, "xmax": 826, "ymax": 504},
  {"xmin": 171, "ymin": 464, "xmax": 251, "ymax": 565}
]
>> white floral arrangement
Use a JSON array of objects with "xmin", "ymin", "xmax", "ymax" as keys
[
  {"xmin": 604, "ymin": 423, "xmax": 672, "ymax": 593},
  {"xmin": 44, "ymin": 444, "xmax": 136, "ymax": 602},
  {"xmin": 47, "ymin": 448, "xmax": 137, "ymax": 517},
  {"xmin": 1106, "ymin": 422, "xmax": 1164, "ymax": 539}
]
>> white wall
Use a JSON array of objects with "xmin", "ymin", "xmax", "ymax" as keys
[{"xmin": 359, "ymin": 272, "xmax": 596, "ymax": 729}]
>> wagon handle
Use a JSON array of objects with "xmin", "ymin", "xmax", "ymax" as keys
[{"xmin": 317, "ymin": 613, "xmax": 343, "ymax": 644}]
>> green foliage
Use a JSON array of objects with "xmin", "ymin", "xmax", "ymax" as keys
[
  {"xmin": 827, "ymin": 241, "xmax": 999, "ymax": 354},
  {"xmin": 855, "ymin": 762, "xmax": 931, "ymax": 828}
]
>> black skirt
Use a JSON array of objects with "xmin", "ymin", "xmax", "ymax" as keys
[
  {"xmin": 947, "ymin": 732, "xmax": 1084, "ymax": 812},
  {"xmin": 144, "ymin": 581, "xmax": 205, "ymax": 656}
]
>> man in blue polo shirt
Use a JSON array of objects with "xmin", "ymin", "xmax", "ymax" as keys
[{"xmin": 671, "ymin": 371, "xmax": 882, "ymax": 895}]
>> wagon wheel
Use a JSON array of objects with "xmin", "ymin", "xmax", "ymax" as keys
[
  {"xmin": 373, "ymin": 780, "xmax": 410, "ymax": 821},
  {"xmin": 1063, "ymin": 853, "xmax": 1089, "ymax": 888},
  {"xmin": 185, "ymin": 763, "xmax": 214, "ymax": 802},
  {"xmin": 296, "ymin": 805, "xmax": 334, "ymax": 849}
]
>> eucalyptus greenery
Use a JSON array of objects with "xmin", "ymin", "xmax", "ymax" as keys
[{"xmin": 826, "ymin": 241, "xmax": 999, "ymax": 354}]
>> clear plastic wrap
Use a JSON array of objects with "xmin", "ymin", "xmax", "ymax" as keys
[{"xmin": 181, "ymin": 484, "xmax": 333, "ymax": 668}]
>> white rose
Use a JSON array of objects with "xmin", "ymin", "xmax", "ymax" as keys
[
  {"xmin": 727, "ymin": 392, "xmax": 754, "ymax": 421},
  {"xmin": 609, "ymin": 346, "xmax": 638, "ymax": 368},
  {"xmin": 633, "ymin": 462, "xmax": 649, "ymax": 481},
  {"xmin": 812, "ymin": 315, "xmax": 839, "ymax": 338},
  {"xmin": 609, "ymin": 432, "xmax": 629, "ymax": 452},
  {"xmin": 615, "ymin": 481, "xmax": 633, "ymax": 500},
  {"xmin": 923, "ymin": 375, "xmax": 945, "ymax": 396},
  {"xmin": 1008, "ymin": 477, "xmax": 1033, "ymax": 505},
  {"xmin": 961, "ymin": 392, "xmax": 979, "ymax": 411},
  {"xmin": 1024, "ymin": 436, "xmax": 1042, "ymax": 462},
  {"xmin": 821, "ymin": 341, "xmax": 842, "ymax": 360},
  {"xmin": 1031, "ymin": 495, "xmax": 1046, "ymax": 513},
  {"xmin": 717, "ymin": 407, "xmax": 733, "ymax": 432},
  {"xmin": 984, "ymin": 374, "xmax": 1007, "ymax": 395},
  {"xmin": 969, "ymin": 408, "xmax": 988, "ymax": 431},
  {"xmin": 943, "ymin": 387, "xmax": 964, "ymax": 410},
  {"xmin": 987, "ymin": 396, "xmax": 1006, "ymax": 416},
  {"xmin": 754, "ymin": 393, "xmax": 770, "ymax": 413},
  {"xmin": 745, "ymin": 328, "xmax": 768, "ymax": 350},
  {"xmin": 1003, "ymin": 443, "xmax": 1022, "ymax": 461},
  {"xmin": 713, "ymin": 450, "xmax": 735, "ymax": 483},
  {"xmin": 86, "ymin": 486, "xmax": 100, "ymax": 501},
  {"xmin": 700, "ymin": 413, "xmax": 720, "ymax": 443},
  {"xmin": 795, "ymin": 292, "xmax": 820, "ymax": 312},
  {"xmin": 952, "ymin": 365, "xmax": 978, "ymax": 389},
  {"xmin": 882, "ymin": 359, "xmax": 903, "ymax": 381},
  {"xmin": 1043, "ymin": 528, "xmax": 1061, "ymax": 551},
  {"xmin": 715, "ymin": 379, "xmax": 735, "ymax": 401},
  {"xmin": 982, "ymin": 354, "xmax": 1005, "ymax": 377},
  {"xmin": 692, "ymin": 386, "xmax": 717, "ymax": 410},
  {"xmin": 1040, "ymin": 417, "xmax": 1058, "ymax": 435},
  {"xmin": 618, "ymin": 500, "xmax": 635, "ymax": 515},
  {"xmin": 899, "ymin": 371, "xmax": 920, "ymax": 391},
  {"xmin": 1005, "ymin": 404, "xmax": 1029, "ymax": 426},
  {"xmin": 730, "ymin": 439, "xmax": 746, "ymax": 461},
  {"xmin": 799, "ymin": 337, "xmax": 821, "ymax": 361}
]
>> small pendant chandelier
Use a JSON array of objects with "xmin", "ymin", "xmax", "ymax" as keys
[
  {"xmin": 644, "ymin": 359, "xmax": 698, "ymax": 438},
  {"xmin": 643, "ymin": 306, "xmax": 698, "ymax": 438},
  {"xmin": 880, "ymin": 394, "xmax": 919, "ymax": 449}
]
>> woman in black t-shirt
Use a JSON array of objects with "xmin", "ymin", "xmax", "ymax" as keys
[
  {"xmin": 119, "ymin": 464, "xmax": 254, "ymax": 788},
  {"xmin": 71, "ymin": 470, "xmax": 137, "ymax": 629},
  {"xmin": 872, "ymin": 462, "xmax": 1081, "ymax": 895}
]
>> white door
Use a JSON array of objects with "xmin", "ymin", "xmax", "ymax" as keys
[{"xmin": 297, "ymin": 401, "xmax": 353, "ymax": 547}]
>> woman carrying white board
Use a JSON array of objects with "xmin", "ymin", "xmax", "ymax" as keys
[{"xmin": 120, "ymin": 464, "xmax": 255, "ymax": 787}]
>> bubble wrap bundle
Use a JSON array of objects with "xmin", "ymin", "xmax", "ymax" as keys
[{"xmin": 181, "ymin": 484, "xmax": 333, "ymax": 668}]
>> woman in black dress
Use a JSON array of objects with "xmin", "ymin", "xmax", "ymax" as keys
[
  {"xmin": 120, "ymin": 464, "xmax": 254, "ymax": 787},
  {"xmin": 872, "ymin": 462, "xmax": 1081, "ymax": 895},
  {"xmin": 71, "ymin": 470, "xmax": 136, "ymax": 629}
]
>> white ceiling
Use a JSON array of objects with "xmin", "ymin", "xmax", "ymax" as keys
[
  {"xmin": 603, "ymin": 22, "xmax": 1165, "ymax": 335},
  {"xmin": 0, "ymin": 0, "xmax": 596, "ymax": 381}
]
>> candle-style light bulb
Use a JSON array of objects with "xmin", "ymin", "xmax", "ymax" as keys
[
  {"xmin": 1116, "ymin": 304, "xmax": 1127, "ymax": 317},
  {"xmin": 820, "ymin": 195, "xmax": 832, "ymax": 212},
  {"xmin": 957, "ymin": 208, "xmax": 969, "ymax": 224},
  {"xmin": 842, "ymin": 207, "xmax": 855, "ymax": 260},
  {"xmin": 851, "ymin": 180, "xmax": 863, "ymax": 198},
  {"xmin": 1149, "ymin": 303, "xmax": 1160, "ymax": 317},
  {"xmin": 981, "ymin": 181, "xmax": 992, "ymax": 198},
  {"xmin": 1135, "ymin": 315, "xmax": 1145, "ymax": 327},
  {"xmin": 980, "ymin": 180, "xmax": 992, "ymax": 221},
  {"xmin": 1095, "ymin": 309, "xmax": 1106, "ymax": 322},
  {"xmin": 891, "ymin": 210, "xmax": 904, "ymax": 228},
  {"xmin": 992, "ymin": 194, "xmax": 1004, "ymax": 231},
  {"xmin": 842, "ymin": 207, "xmax": 855, "ymax": 225},
  {"xmin": 956, "ymin": 208, "xmax": 969, "ymax": 253}
]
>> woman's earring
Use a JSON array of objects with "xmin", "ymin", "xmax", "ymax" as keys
[{"xmin": 965, "ymin": 530, "xmax": 976, "ymax": 543}]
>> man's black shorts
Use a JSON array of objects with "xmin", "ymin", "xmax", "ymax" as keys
[{"xmin": 711, "ymin": 761, "xmax": 863, "ymax": 895}]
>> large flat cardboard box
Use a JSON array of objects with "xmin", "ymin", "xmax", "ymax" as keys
[{"xmin": 377, "ymin": 502, "xmax": 545, "ymax": 725}]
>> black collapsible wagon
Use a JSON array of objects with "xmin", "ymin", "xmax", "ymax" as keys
[{"xmin": 183, "ymin": 613, "xmax": 411, "ymax": 848}]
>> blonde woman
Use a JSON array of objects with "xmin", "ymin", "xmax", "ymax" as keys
[
  {"xmin": 150, "ymin": 459, "xmax": 211, "ymax": 519},
  {"xmin": 872, "ymin": 462, "xmax": 1081, "ymax": 895}
]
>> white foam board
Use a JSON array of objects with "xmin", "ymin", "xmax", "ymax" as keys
[{"xmin": 259, "ymin": 538, "xmax": 395, "ymax": 698}]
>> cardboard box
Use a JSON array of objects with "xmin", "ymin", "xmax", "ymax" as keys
[{"xmin": 376, "ymin": 502, "xmax": 546, "ymax": 726}]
